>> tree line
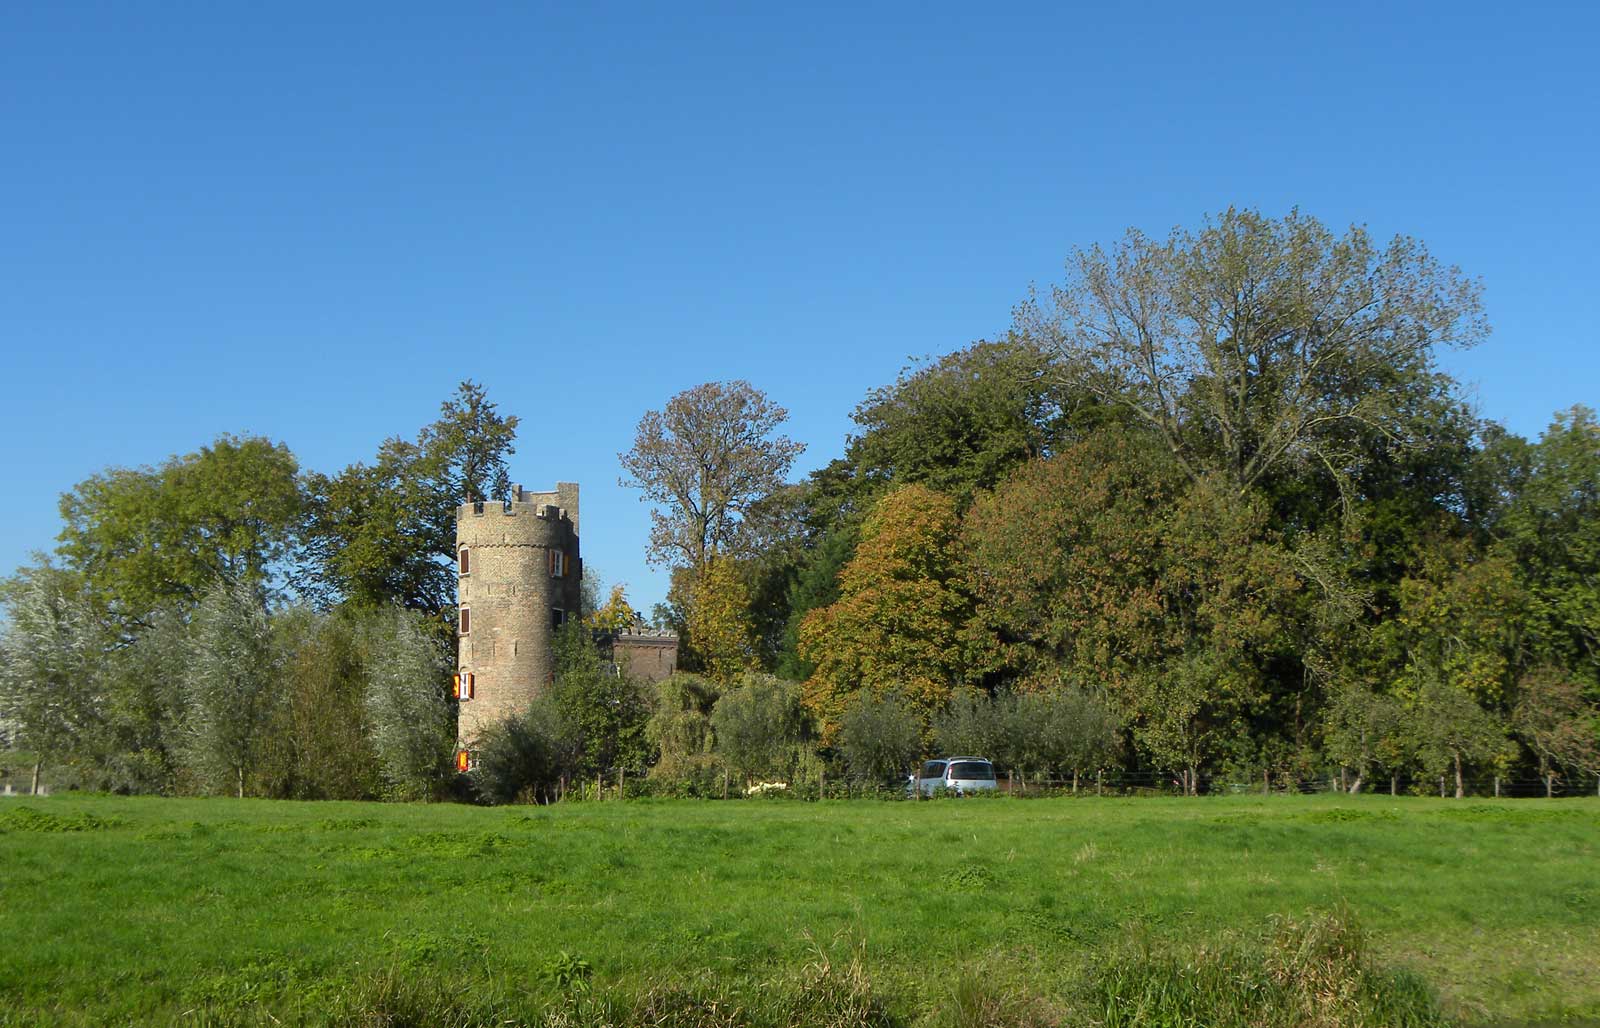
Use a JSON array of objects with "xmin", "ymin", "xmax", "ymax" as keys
[
  {"xmin": 4, "ymin": 208, "xmax": 1598, "ymax": 800},
  {"xmin": 0, "ymin": 385, "xmax": 515, "ymax": 797},
  {"xmin": 625, "ymin": 209, "xmax": 1600, "ymax": 798}
]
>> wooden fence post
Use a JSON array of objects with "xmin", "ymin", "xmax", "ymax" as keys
[{"xmin": 1097, "ymin": 769, "xmax": 1103, "ymax": 797}]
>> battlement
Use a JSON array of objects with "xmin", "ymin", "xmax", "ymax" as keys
[{"xmin": 457, "ymin": 482, "xmax": 580, "ymax": 534}]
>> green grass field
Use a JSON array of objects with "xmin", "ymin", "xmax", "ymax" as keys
[{"xmin": 1, "ymin": 793, "xmax": 1596, "ymax": 1027}]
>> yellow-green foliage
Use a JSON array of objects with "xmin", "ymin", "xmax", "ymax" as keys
[{"xmin": 800, "ymin": 484, "xmax": 973, "ymax": 738}]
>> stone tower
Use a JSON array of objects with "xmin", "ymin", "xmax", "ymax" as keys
[{"xmin": 454, "ymin": 482, "xmax": 581, "ymax": 746}]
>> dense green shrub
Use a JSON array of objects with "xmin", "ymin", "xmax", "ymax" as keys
[
  {"xmin": 711, "ymin": 674, "xmax": 809, "ymax": 784},
  {"xmin": 837, "ymin": 690, "xmax": 921, "ymax": 784}
]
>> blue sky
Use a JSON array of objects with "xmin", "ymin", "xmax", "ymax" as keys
[{"xmin": 2, "ymin": 2, "xmax": 1596, "ymax": 610}]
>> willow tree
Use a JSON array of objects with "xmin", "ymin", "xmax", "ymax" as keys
[{"xmin": 185, "ymin": 578, "xmax": 279, "ymax": 798}]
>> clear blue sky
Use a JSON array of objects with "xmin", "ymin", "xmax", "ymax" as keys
[{"xmin": 3, "ymin": 2, "xmax": 1596, "ymax": 611}]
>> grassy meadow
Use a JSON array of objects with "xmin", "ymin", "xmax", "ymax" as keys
[{"xmin": 1, "ymin": 792, "xmax": 1596, "ymax": 1027}]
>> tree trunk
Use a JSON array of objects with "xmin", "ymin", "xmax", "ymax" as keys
[
  {"xmin": 1348, "ymin": 772, "xmax": 1364, "ymax": 795},
  {"xmin": 1494, "ymin": 776, "xmax": 1500, "ymax": 798},
  {"xmin": 236, "ymin": 767, "xmax": 244, "ymax": 800},
  {"xmin": 1339, "ymin": 767, "xmax": 1348, "ymax": 792},
  {"xmin": 1189, "ymin": 765, "xmax": 1199, "ymax": 796},
  {"xmin": 1264, "ymin": 768, "xmax": 1271, "ymax": 795},
  {"xmin": 31, "ymin": 761, "xmax": 41, "ymax": 796},
  {"xmin": 1072, "ymin": 769, "xmax": 1079, "ymax": 795},
  {"xmin": 1438, "ymin": 775, "xmax": 1446, "ymax": 799},
  {"xmin": 1453, "ymin": 753, "xmax": 1464, "ymax": 799},
  {"xmin": 1096, "ymin": 769, "xmax": 1103, "ymax": 796},
  {"xmin": 1390, "ymin": 773, "xmax": 1398, "ymax": 797}
]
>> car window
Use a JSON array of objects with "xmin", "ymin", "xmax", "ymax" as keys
[
  {"xmin": 948, "ymin": 761, "xmax": 995, "ymax": 780},
  {"xmin": 921, "ymin": 761, "xmax": 947, "ymax": 779}
]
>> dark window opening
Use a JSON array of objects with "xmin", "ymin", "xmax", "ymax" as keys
[{"xmin": 459, "ymin": 608, "xmax": 470, "ymax": 634}]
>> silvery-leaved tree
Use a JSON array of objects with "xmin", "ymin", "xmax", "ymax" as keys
[
  {"xmin": 0, "ymin": 565, "xmax": 105, "ymax": 794},
  {"xmin": 360, "ymin": 606, "xmax": 453, "ymax": 801},
  {"xmin": 836, "ymin": 689, "xmax": 922, "ymax": 786},
  {"xmin": 185, "ymin": 577, "xmax": 279, "ymax": 798}
]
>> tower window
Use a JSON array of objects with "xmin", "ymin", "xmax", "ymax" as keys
[
  {"xmin": 459, "ymin": 548, "xmax": 470, "ymax": 574},
  {"xmin": 548, "ymin": 549, "xmax": 568, "ymax": 578},
  {"xmin": 459, "ymin": 607, "xmax": 470, "ymax": 634},
  {"xmin": 551, "ymin": 607, "xmax": 565, "ymax": 631}
]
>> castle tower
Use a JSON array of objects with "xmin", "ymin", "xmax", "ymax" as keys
[{"xmin": 455, "ymin": 482, "xmax": 581, "ymax": 746}]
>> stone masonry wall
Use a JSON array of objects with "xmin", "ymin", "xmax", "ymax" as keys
[{"xmin": 455, "ymin": 483, "xmax": 581, "ymax": 747}]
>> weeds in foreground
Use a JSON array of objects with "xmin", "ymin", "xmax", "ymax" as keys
[
  {"xmin": 107, "ymin": 913, "xmax": 1451, "ymax": 1028},
  {"xmin": 1093, "ymin": 910, "xmax": 1450, "ymax": 1028}
]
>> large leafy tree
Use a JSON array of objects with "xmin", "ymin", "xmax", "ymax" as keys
[
  {"xmin": 961, "ymin": 428, "xmax": 1183, "ymax": 686},
  {"xmin": 1390, "ymin": 538, "xmax": 1527, "ymax": 706},
  {"xmin": 619, "ymin": 380, "xmax": 804, "ymax": 570},
  {"xmin": 685, "ymin": 556, "xmax": 759, "ymax": 686},
  {"xmin": 799, "ymin": 484, "xmax": 973, "ymax": 737},
  {"xmin": 55, "ymin": 435, "xmax": 303, "ymax": 627},
  {"xmin": 1017, "ymin": 207, "xmax": 1487, "ymax": 498},
  {"xmin": 963, "ymin": 428, "xmax": 1299, "ymax": 787},
  {"xmin": 842, "ymin": 338, "xmax": 1083, "ymax": 508},
  {"xmin": 1497, "ymin": 406, "xmax": 1600, "ymax": 684},
  {"xmin": 766, "ymin": 340, "xmax": 1086, "ymax": 679},
  {"xmin": 301, "ymin": 381, "xmax": 518, "ymax": 612}
]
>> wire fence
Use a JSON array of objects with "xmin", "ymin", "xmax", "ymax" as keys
[{"xmin": 562, "ymin": 766, "xmax": 1600, "ymax": 803}]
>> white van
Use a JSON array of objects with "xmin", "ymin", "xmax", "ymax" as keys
[{"xmin": 909, "ymin": 757, "xmax": 999, "ymax": 796}]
